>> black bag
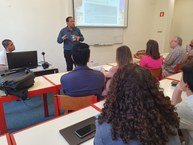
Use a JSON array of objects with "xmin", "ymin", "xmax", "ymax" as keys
[{"xmin": 0, "ymin": 69, "xmax": 35, "ymax": 100}]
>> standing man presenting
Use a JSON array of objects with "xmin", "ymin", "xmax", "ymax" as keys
[{"xmin": 57, "ymin": 16, "xmax": 84, "ymax": 71}]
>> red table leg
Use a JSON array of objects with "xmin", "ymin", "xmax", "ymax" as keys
[
  {"xmin": 54, "ymin": 95, "xmax": 60, "ymax": 117},
  {"xmin": 0, "ymin": 101, "xmax": 8, "ymax": 134},
  {"xmin": 42, "ymin": 94, "xmax": 49, "ymax": 117}
]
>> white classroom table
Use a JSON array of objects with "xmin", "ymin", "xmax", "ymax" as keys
[
  {"xmin": 159, "ymin": 79, "xmax": 186, "ymax": 99},
  {"xmin": 91, "ymin": 100, "xmax": 105, "ymax": 111},
  {"xmin": 28, "ymin": 76, "xmax": 56, "ymax": 92},
  {"xmin": 0, "ymin": 76, "xmax": 56, "ymax": 96},
  {"xmin": 43, "ymin": 65, "xmax": 111, "ymax": 89},
  {"xmin": 165, "ymin": 72, "xmax": 182, "ymax": 81},
  {"xmin": 91, "ymin": 64, "xmax": 112, "ymax": 72},
  {"xmin": 43, "ymin": 72, "xmax": 68, "ymax": 89},
  {"xmin": 0, "ymin": 76, "xmax": 57, "ymax": 134},
  {"xmin": 43, "ymin": 64, "xmax": 114, "ymax": 86},
  {"xmin": 107, "ymin": 58, "xmax": 139, "ymax": 66},
  {"xmin": 133, "ymin": 58, "xmax": 140, "ymax": 63},
  {"xmin": 107, "ymin": 62, "xmax": 117, "ymax": 66},
  {"xmin": 10, "ymin": 106, "xmax": 100, "ymax": 145},
  {"xmin": 0, "ymin": 134, "xmax": 12, "ymax": 145},
  {"xmin": 161, "ymin": 52, "xmax": 169, "ymax": 59}
]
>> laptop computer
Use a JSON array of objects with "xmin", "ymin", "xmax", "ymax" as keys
[{"xmin": 59, "ymin": 116, "xmax": 96, "ymax": 145}]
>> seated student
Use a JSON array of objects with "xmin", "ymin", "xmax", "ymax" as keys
[
  {"xmin": 60, "ymin": 43, "xmax": 105, "ymax": 100},
  {"xmin": 185, "ymin": 39, "xmax": 193, "ymax": 57},
  {"xmin": 185, "ymin": 39, "xmax": 193, "ymax": 62},
  {"xmin": 102, "ymin": 45, "xmax": 132, "ymax": 96},
  {"xmin": 139, "ymin": 39, "xmax": 163, "ymax": 69},
  {"xmin": 162, "ymin": 36, "xmax": 187, "ymax": 78},
  {"xmin": 95, "ymin": 64, "xmax": 181, "ymax": 145},
  {"xmin": 0, "ymin": 39, "xmax": 15, "ymax": 70},
  {"xmin": 171, "ymin": 60, "xmax": 193, "ymax": 145}
]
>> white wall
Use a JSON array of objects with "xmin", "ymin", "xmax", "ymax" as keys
[
  {"xmin": 0, "ymin": 0, "xmax": 64, "ymax": 70},
  {"xmin": 0, "ymin": 0, "xmax": 175, "ymax": 72},
  {"xmin": 123, "ymin": 0, "xmax": 155, "ymax": 52},
  {"xmin": 150, "ymin": 0, "xmax": 175, "ymax": 52},
  {"xmin": 170, "ymin": 0, "xmax": 193, "ymax": 47}
]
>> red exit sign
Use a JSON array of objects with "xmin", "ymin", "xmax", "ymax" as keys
[{"xmin": 160, "ymin": 12, "xmax": 164, "ymax": 17}]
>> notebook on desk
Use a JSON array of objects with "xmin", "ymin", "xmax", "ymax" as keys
[{"xmin": 59, "ymin": 116, "xmax": 96, "ymax": 145}]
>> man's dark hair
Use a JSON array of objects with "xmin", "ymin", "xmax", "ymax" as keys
[
  {"xmin": 2, "ymin": 39, "xmax": 12, "ymax": 49},
  {"xmin": 66, "ymin": 16, "xmax": 73, "ymax": 22},
  {"xmin": 72, "ymin": 43, "xmax": 90, "ymax": 66},
  {"xmin": 182, "ymin": 60, "xmax": 193, "ymax": 92}
]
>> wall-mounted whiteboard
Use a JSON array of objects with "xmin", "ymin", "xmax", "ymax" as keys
[{"xmin": 80, "ymin": 27, "xmax": 124, "ymax": 45}]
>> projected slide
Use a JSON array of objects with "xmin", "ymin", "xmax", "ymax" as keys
[{"xmin": 73, "ymin": 0, "xmax": 128, "ymax": 27}]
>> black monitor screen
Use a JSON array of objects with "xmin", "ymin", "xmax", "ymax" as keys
[{"xmin": 7, "ymin": 51, "xmax": 38, "ymax": 70}]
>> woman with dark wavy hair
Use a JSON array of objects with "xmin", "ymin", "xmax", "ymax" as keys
[{"xmin": 94, "ymin": 64, "xmax": 181, "ymax": 145}]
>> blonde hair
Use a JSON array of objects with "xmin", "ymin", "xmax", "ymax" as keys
[{"xmin": 116, "ymin": 45, "xmax": 133, "ymax": 67}]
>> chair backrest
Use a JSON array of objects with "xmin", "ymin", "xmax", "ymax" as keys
[
  {"xmin": 174, "ymin": 64, "xmax": 183, "ymax": 74},
  {"xmin": 57, "ymin": 95, "xmax": 97, "ymax": 114},
  {"xmin": 149, "ymin": 68, "xmax": 162, "ymax": 80},
  {"xmin": 134, "ymin": 50, "xmax": 146, "ymax": 59}
]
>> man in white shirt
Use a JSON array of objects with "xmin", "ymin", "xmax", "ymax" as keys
[
  {"xmin": 0, "ymin": 39, "xmax": 15, "ymax": 68},
  {"xmin": 171, "ymin": 61, "xmax": 193, "ymax": 145}
]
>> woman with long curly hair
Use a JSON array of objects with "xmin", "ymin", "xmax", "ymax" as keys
[{"xmin": 94, "ymin": 64, "xmax": 181, "ymax": 145}]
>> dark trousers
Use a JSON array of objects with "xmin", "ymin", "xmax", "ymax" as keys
[{"xmin": 64, "ymin": 50, "xmax": 73, "ymax": 71}]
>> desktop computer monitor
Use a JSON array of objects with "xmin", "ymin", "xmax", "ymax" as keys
[{"xmin": 7, "ymin": 51, "xmax": 38, "ymax": 70}]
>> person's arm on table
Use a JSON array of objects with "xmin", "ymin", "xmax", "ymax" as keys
[{"xmin": 171, "ymin": 83, "xmax": 183, "ymax": 105}]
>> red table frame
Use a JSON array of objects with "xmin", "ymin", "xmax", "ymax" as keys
[
  {"xmin": 0, "ymin": 86, "xmax": 58, "ymax": 135},
  {"xmin": 42, "ymin": 76, "xmax": 62, "ymax": 117},
  {"xmin": 0, "ymin": 133, "xmax": 12, "ymax": 145}
]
